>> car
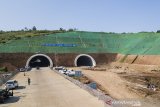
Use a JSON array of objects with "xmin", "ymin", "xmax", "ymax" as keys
[
  {"xmin": 59, "ymin": 69, "xmax": 67, "ymax": 74},
  {"xmin": 0, "ymin": 89, "xmax": 13, "ymax": 103},
  {"xmin": 65, "ymin": 70, "xmax": 75, "ymax": 76},
  {"xmin": 5, "ymin": 80, "xmax": 19, "ymax": 90},
  {"xmin": 55, "ymin": 66, "xmax": 65, "ymax": 71},
  {"xmin": 17, "ymin": 67, "xmax": 26, "ymax": 72}
]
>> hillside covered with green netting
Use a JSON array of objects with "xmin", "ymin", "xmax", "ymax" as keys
[{"xmin": 0, "ymin": 31, "xmax": 160, "ymax": 55}]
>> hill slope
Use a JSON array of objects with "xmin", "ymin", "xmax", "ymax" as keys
[{"xmin": 0, "ymin": 31, "xmax": 160, "ymax": 54}]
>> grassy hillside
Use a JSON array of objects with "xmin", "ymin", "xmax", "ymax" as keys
[
  {"xmin": 0, "ymin": 30, "xmax": 67, "ymax": 44},
  {"xmin": 0, "ymin": 31, "xmax": 160, "ymax": 55}
]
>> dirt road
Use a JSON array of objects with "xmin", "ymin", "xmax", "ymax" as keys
[
  {"xmin": 0, "ymin": 67, "xmax": 105, "ymax": 107},
  {"xmin": 70, "ymin": 67, "xmax": 160, "ymax": 107}
]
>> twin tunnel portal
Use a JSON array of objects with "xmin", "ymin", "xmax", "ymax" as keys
[{"xmin": 26, "ymin": 54, "xmax": 96, "ymax": 68}]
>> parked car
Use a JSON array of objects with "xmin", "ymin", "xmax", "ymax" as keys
[
  {"xmin": 0, "ymin": 89, "xmax": 13, "ymax": 103},
  {"xmin": 19, "ymin": 67, "xmax": 26, "ymax": 72},
  {"xmin": 5, "ymin": 80, "xmax": 19, "ymax": 90},
  {"xmin": 55, "ymin": 66, "xmax": 65, "ymax": 71},
  {"xmin": 65, "ymin": 70, "xmax": 75, "ymax": 76},
  {"xmin": 59, "ymin": 69, "xmax": 67, "ymax": 74}
]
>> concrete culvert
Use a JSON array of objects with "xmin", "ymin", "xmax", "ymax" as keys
[
  {"xmin": 26, "ymin": 54, "xmax": 53, "ymax": 68},
  {"xmin": 75, "ymin": 54, "xmax": 96, "ymax": 67}
]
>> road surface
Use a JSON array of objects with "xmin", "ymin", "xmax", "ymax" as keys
[{"xmin": 0, "ymin": 67, "xmax": 105, "ymax": 107}]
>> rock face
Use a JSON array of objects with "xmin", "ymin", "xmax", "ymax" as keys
[{"xmin": 0, "ymin": 53, "xmax": 117, "ymax": 70}]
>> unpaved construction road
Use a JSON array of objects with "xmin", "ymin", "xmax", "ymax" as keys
[
  {"xmin": 0, "ymin": 68, "xmax": 105, "ymax": 107},
  {"xmin": 70, "ymin": 66, "xmax": 160, "ymax": 107}
]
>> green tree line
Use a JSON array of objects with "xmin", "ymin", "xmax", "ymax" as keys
[{"xmin": 0, "ymin": 27, "xmax": 77, "ymax": 44}]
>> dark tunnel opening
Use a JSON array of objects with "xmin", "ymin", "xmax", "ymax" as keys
[
  {"xmin": 76, "ymin": 56, "xmax": 93, "ymax": 66},
  {"xmin": 29, "ymin": 56, "xmax": 50, "ymax": 68}
]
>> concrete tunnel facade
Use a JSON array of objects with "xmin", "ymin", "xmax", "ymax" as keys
[
  {"xmin": 26, "ymin": 54, "xmax": 53, "ymax": 68},
  {"xmin": 26, "ymin": 54, "xmax": 96, "ymax": 68},
  {"xmin": 74, "ymin": 54, "xmax": 96, "ymax": 67},
  {"xmin": 0, "ymin": 53, "xmax": 117, "ymax": 70}
]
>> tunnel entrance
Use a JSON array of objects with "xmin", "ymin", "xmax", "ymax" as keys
[
  {"xmin": 74, "ymin": 54, "xmax": 96, "ymax": 67},
  {"xmin": 29, "ymin": 56, "xmax": 50, "ymax": 67},
  {"xmin": 26, "ymin": 54, "xmax": 53, "ymax": 68}
]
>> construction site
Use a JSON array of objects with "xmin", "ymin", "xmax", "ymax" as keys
[{"xmin": 0, "ymin": 31, "xmax": 160, "ymax": 107}]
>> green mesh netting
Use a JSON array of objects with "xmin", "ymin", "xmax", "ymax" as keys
[{"xmin": 0, "ymin": 31, "xmax": 160, "ymax": 55}]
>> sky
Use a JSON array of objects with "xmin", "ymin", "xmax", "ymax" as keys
[{"xmin": 0, "ymin": 0, "xmax": 160, "ymax": 33}]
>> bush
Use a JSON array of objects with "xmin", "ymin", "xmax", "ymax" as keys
[
  {"xmin": 14, "ymin": 37, "xmax": 21, "ymax": 40},
  {"xmin": 157, "ymin": 30, "xmax": 160, "ymax": 33},
  {"xmin": 1, "ymin": 41, "xmax": 6, "ymax": 44},
  {"xmin": 0, "ymin": 67, "xmax": 8, "ymax": 72},
  {"xmin": 26, "ymin": 35, "xmax": 32, "ymax": 38}
]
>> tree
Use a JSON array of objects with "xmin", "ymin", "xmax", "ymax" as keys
[
  {"xmin": 0, "ymin": 30, "xmax": 4, "ymax": 34},
  {"xmin": 21, "ymin": 29, "xmax": 24, "ymax": 32},
  {"xmin": 24, "ymin": 27, "xmax": 28, "ymax": 31},
  {"xmin": 68, "ymin": 28, "xmax": 77, "ymax": 32},
  {"xmin": 157, "ymin": 30, "xmax": 160, "ymax": 33},
  {"xmin": 0, "ymin": 67, "xmax": 8, "ymax": 72},
  {"xmin": 59, "ymin": 27, "xmax": 64, "ymax": 31},
  {"xmin": 59, "ymin": 28, "xmax": 66, "ymax": 32},
  {"xmin": 32, "ymin": 26, "xmax": 37, "ymax": 31},
  {"xmin": 68, "ymin": 28, "xmax": 74, "ymax": 32},
  {"xmin": 4, "ymin": 67, "xmax": 8, "ymax": 72}
]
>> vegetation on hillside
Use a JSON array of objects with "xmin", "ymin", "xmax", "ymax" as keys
[
  {"xmin": 0, "ymin": 27, "xmax": 77, "ymax": 44},
  {"xmin": 0, "ymin": 67, "xmax": 8, "ymax": 72}
]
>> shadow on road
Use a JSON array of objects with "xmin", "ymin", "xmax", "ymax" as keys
[
  {"xmin": 16, "ymin": 86, "xmax": 26, "ymax": 90},
  {"xmin": 2, "ymin": 96, "xmax": 20, "ymax": 104}
]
